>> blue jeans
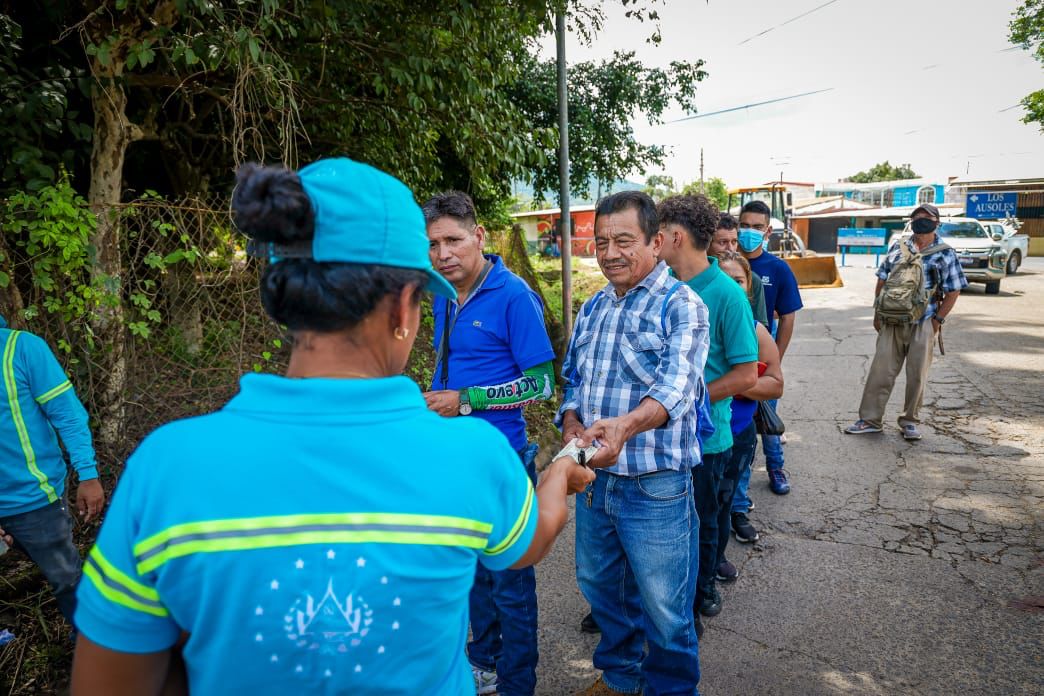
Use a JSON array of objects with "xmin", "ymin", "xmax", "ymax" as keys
[
  {"xmin": 0, "ymin": 498, "xmax": 81, "ymax": 624},
  {"xmin": 761, "ymin": 399, "xmax": 784, "ymax": 471},
  {"xmin": 692, "ymin": 450, "xmax": 730, "ymax": 602},
  {"xmin": 720, "ymin": 423, "xmax": 757, "ymax": 554},
  {"xmin": 576, "ymin": 469, "xmax": 700, "ymax": 695},
  {"xmin": 467, "ymin": 443, "xmax": 539, "ymax": 696}
]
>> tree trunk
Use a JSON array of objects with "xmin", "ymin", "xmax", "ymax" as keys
[{"xmin": 87, "ymin": 68, "xmax": 131, "ymax": 458}]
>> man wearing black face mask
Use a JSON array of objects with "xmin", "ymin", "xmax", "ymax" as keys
[{"xmin": 845, "ymin": 203, "xmax": 967, "ymax": 440}]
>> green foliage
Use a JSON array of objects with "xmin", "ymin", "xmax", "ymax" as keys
[
  {"xmin": 508, "ymin": 50, "xmax": 706, "ymax": 204},
  {"xmin": 681, "ymin": 177, "xmax": 728, "ymax": 211},
  {"xmin": 844, "ymin": 161, "xmax": 918, "ymax": 183},
  {"xmin": 643, "ymin": 174, "xmax": 678, "ymax": 201},
  {"xmin": 1009, "ymin": 0, "xmax": 1044, "ymax": 130},
  {"xmin": 1, "ymin": 174, "xmax": 106, "ymax": 352},
  {"xmin": 0, "ymin": 16, "xmax": 90, "ymax": 196}
]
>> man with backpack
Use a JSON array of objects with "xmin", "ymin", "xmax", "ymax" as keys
[{"xmin": 845, "ymin": 204, "xmax": 967, "ymax": 440}]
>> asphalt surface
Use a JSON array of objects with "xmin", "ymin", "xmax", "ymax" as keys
[{"xmin": 533, "ymin": 257, "xmax": 1043, "ymax": 695}]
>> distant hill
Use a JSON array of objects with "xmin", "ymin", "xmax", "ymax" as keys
[{"xmin": 511, "ymin": 177, "xmax": 642, "ymax": 210}]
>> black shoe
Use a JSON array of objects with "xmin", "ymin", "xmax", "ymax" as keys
[
  {"xmin": 698, "ymin": 587, "xmax": 723, "ymax": 617},
  {"xmin": 716, "ymin": 559, "xmax": 739, "ymax": 583},
  {"xmin": 694, "ymin": 613, "xmax": 704, "ymax": 639},
  {"xmin": 731, "ymin": 511, "xmax": 760, "ymax": 543},
  {"xmin": 580, "ymin": 611, "xmax": 600, "ymax": 634}
]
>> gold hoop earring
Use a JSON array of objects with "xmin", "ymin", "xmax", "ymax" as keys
[{"xmin": 394, "ymin": 327, "xmax": 410, "ymax": 340}]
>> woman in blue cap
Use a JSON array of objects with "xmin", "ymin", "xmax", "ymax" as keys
[{"xmin": 70, "ymin": 159, "xmax": 595, "ymax": 695}]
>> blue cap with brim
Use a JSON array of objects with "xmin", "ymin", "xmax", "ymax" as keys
[{"xmin": 263, "ymin": 158, "xmax": 455, "ymax": 300}]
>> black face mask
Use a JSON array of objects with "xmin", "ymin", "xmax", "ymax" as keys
[{"xmin": 911, "ymin": 218, "xmax": 938, "ymax": 234}]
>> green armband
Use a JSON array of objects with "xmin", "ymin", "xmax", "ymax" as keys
[{"xmin": 466, "ymin": 361, "xmax": 555, "ymax": 411}]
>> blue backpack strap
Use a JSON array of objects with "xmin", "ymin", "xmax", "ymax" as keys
[
  {"xmin": 660, "ymin": 281, "xmax": 682, "ymax": 334},
  {"xmin": 660, "ymin": 282, "xmax": 715, "ymax": 455}
]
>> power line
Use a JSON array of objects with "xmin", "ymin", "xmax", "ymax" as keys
[
  {"xmin": 669, "ymin": 88, "xmax": 835, "ymax": 122},
  {"xmin": 738, "ymin": 0, "xmax": 845, "ymax": 45}
]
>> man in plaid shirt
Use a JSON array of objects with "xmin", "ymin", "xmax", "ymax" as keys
[
  {"xmin": 846, "ymin": 203, "xmax": 967, "ymax": 441},
  {"xmin": 558, "ymin": 191, "xmax": 709, "ymax": 695}
]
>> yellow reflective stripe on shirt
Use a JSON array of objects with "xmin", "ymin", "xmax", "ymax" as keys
[
  {"xmin": 83, "ymin": 561, "xmax": 169, "ymax": 618},
  {"xmin": 3, "ymin": 332, "xmax": 57, "ymax": 503},
  {"xmin": 133, "ymin": 513, "xmax": 495, "ymax": 575},
  {"xmin": 35, "ymin": 380, "xmax": 72, "ymax": 405},
  {"xmin": 484, "ymin": 478, "xmax": 535, "ymax": 557},
  {"xmin": 89, "ymin": 547, "xmax": 161, "ymax": 601}
]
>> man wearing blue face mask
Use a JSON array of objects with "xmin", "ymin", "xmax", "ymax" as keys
[
  {"xmin": 845, "ymin": 204, "xmax": 966, "ymax": 440},
  {"xmin": 737, "ymin": 201, "xmax": 801, "ymax": 501}
]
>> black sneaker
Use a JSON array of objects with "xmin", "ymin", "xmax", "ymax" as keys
[
  {"xmin": 694, "ymin": 613, "xmax": 704, "ymax": 639},
  {"xmin": 731, "ymin": 512, "xmax": 760, "ymax": 543},
  {"xmin": 698, "ymin": 586, "xmax": 723, "ymax": 617},
  {"xmin": 716, "ymin": 559, "xmax": 739, "ymax": 583},
  {"xmin": 580, "ymin": 611, "xmax": 600, "ymax": 634}
]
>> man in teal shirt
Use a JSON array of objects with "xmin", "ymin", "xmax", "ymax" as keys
[
  {"xmin": 658, "ymin": 195, "xmax": 758, "ymax": 628},
  {"xmin": 0, "ymin": 316, "xmax": 103, "ymax": 626}
]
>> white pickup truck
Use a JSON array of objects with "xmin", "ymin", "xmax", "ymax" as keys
[{"xmin": 979, "ymin": 219, "xmax": 1030, "ymax": 275}]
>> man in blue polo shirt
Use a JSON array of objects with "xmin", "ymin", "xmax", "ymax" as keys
[
  {"xmin": 0, "ymin": 315, "xmax": 103, "ymax": 627},
  {"xmin": 422, "ymin": 191, "xmax": 555, "ymax": 696},
  {"xmin": 658, "ymin": 195, "xmax": 758, "ymax": 628},
  {"xmin": 737, "ymin": 200, "xmax": 802, "ymax": 502}
]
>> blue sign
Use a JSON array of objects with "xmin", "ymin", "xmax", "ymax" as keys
[
  {"xmin": 837, "ymin": 228, "xmax": 887, "ymax": 247},
  {"xmin": 966, "ymin": 192, "xmax": 1017, "ymax": 219}
]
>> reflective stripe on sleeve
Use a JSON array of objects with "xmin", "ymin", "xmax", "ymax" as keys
[
  {"xmin": 484, "ymin": 478, "xmax": 535, "ymax": 557},
  {"xmin": 83, "ymin": 547, "xmax": 169, "ymax": 617},
  {"xmin": 35, "ymin": 380, "xmax": 73, "ymax": 405}
]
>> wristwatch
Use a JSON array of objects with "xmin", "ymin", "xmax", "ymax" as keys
[
  {"xmin": 935, "ymin": 315, "xmax": 946, "ymax": 324},
  {"xmin": 458, "ymin": 389, "xmax": 472, "ymax": 416}
]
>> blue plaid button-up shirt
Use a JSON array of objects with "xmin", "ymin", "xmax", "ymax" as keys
[
  {"xmin": 877, "ymin": 234, "xmax": 968, "ymax": 322},
  {"xmin": 556, "ymin": 261, "xmax": 710, "ymax": 476}
]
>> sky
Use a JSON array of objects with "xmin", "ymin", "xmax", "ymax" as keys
[{"xmin": 537, "ymin": 0, "xmax": 1043, "ymax": 189}]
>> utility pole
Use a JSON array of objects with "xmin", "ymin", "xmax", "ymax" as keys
[
  {"xmin": 699, "ymin": 147, "xmax": 705, "ymax": 193},
  {"xmin": 556, "ymin": 7, "xmax": 573, "ymax": 338}
]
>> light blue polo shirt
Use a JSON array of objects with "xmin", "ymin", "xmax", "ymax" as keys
[
  {"xmin": 683, "ymin": 258, "xmax": 759, "ymax": 454},
  {"xmin": 431, "ymin": 254, "xmax": 555, "ymax": 450},
  {"xmin": 75, "ymin": 374, "xmax": 537, "ymax": 695},
  {"xmin": 0, "ymin": 328, "xmax": 97, "ymax": 517}
]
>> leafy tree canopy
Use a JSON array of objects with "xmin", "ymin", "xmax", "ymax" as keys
[
  {"xmin": 508, "ymin": 50, "xmax": 705, "ymax": 204},
  {"xmin": 681, "ymin": 176, "xmax": 728, "ymax": 211},
  {"xmin": 1009, "ymin": 0, "xmax": 1044, "ymax": 131},
  {"xmin": 844, "ymin": 161, "xmax": 918, "ymax": 183},
  {"xmin": 0, "ymin": 1, "xmax": 701, "ymax": 213}
]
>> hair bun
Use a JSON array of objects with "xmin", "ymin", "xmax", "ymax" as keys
[{"xmin": 232, "ymin": 163, "xmax": 315, "ymax": 244}]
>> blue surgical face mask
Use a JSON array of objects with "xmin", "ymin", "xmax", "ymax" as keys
[{"xmin": 738, "ymin": 229, "xmax": 764, "ymax": 253}]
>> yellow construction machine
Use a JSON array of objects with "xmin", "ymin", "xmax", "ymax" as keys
[{"xmin": 727, "ymin": 184, "xmax": 843, "ymax": 289}]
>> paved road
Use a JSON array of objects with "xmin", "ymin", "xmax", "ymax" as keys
[{"xmin": 534, "ymin": 257, "xmax": 1043, "ymax": 695}]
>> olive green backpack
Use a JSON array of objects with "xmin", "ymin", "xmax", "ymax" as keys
[{"xmin": 874, "ymin": 240, "xmax": 950, "ymax": 325}]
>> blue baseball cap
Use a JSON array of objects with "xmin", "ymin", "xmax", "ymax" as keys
[{"xmin": 287, "ymin": 158, "xmax": 455, "ymax": 299}]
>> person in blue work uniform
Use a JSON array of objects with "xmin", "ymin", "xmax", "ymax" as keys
[
  {"xmin": 737, "ymin": 200, "xmax": 802, "ymax": 503},
  {"xmin": 70, "ymin": 158, "xmax": 597, "ymax": 696},
  {"xmin": 0, "ymin": 315, "xmax": 103, "ymax": 628},
  {"xmin": 422, "ymin": 191, "xmax": 556, "ymax": 696}
]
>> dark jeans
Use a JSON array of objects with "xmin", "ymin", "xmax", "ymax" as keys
[
  {"xmin": 691, "ymin": 449, "xmax": 731, "ymax": 602},
  {"xmin": 576, "ymin": 469, "xmax": 700, "ymax": 695},
  {"xmin": 718, "ymin": 423, "xmax": 757, "ymax": 564},
  {"xmin": 467, "ymin": 443, "xmax": 539, "ymax": 696},
  {"xmin": 0, "ymin": 498, "xmax": 81, "ymax": 624}
]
